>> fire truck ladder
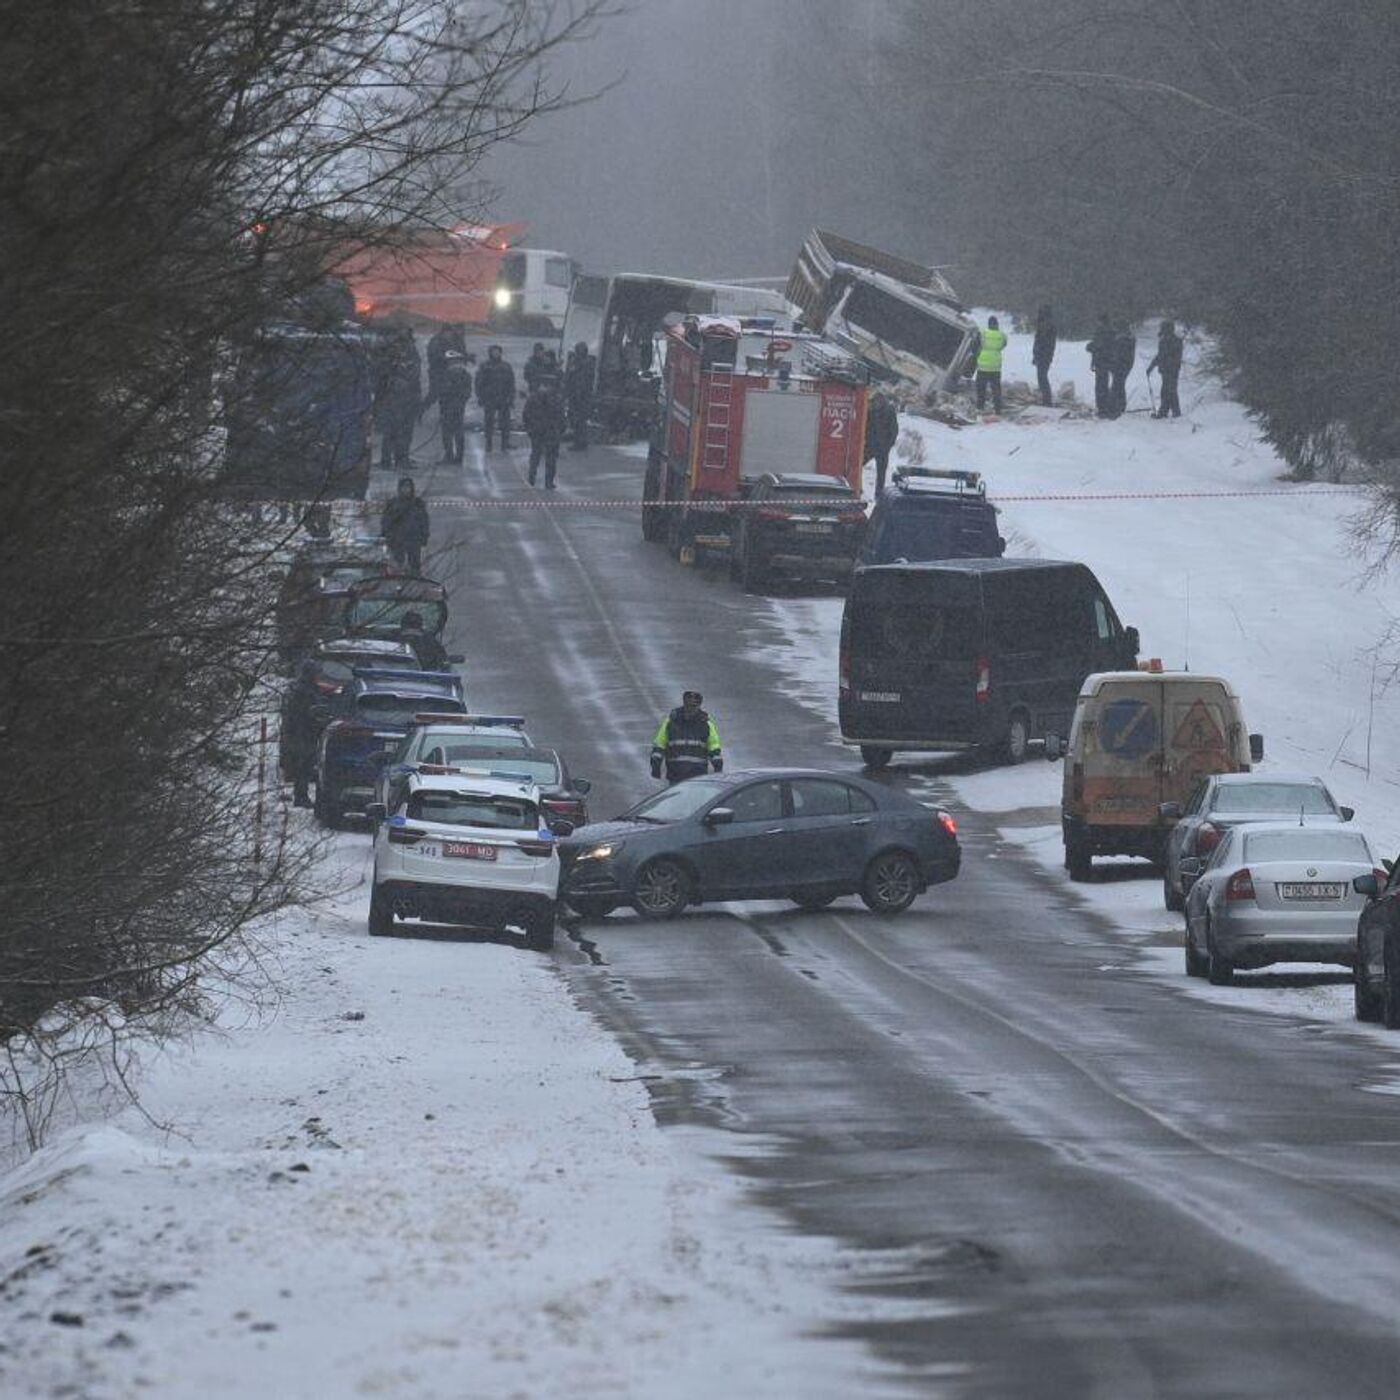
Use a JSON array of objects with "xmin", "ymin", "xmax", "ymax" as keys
[{"xmin": 701, "ymin": 365, "xmax": 735, "ymax": 471}]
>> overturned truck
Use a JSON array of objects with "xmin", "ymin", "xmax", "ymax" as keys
[{"xmin": 787, "ymin": 229, "xmax": 978, "ymax": 401}]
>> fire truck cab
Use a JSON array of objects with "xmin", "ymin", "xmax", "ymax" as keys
[{"xmin": 642, "ymin": 316, "xmax": 870, "ymax": 561}]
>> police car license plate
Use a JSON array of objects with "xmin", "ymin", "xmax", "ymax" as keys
[
  {"xmin": 1279, "ymin": 882, "xmax": 1342, "ymax": 900},
  {"xmin": 444, "ymin": 841, "xmax": 497, "ymax": 861},
  {"xmin": 860, "ymin": 691, "xmax": 901, "ymax": 703}
]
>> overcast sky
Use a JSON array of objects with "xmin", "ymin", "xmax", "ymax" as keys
[{"xmin": 481, "ymin": 0, "xmax": 904, "ymax": 279}]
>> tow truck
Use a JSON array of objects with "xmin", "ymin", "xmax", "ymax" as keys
[{"xmin": 641, "ymin": 316, "xmax": 871, "ymax": 564}]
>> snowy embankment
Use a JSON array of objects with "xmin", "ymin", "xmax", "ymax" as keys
[
  {"xmin": 0, "ymin": 832, "xmax": 880, "ymax": 1399},
  {"xmin": 761, "ymin": 320, "xmax": 1400, "ymax": 1028}
]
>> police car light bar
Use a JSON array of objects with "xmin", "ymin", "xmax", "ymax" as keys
[
  {"xmin": 410, "ymin": 713, "xmax": 526, "ymax": 727},
  {"xmin": 893, "ymin": 466, "xmax": 985, "ymax": 496}
]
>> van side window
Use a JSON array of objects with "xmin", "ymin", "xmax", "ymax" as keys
[
  {"xmin": 1093, "ymin": 596, "xmax": 1116, "ymax": 641},
  {"xmin": 546, "ymin": 257, "xmax": 572, "ymax": 288}
]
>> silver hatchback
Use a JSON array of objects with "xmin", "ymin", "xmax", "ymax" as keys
[{"xmin": 1182, "ymin": 823, "xmax": 1377, "ymax": 984}]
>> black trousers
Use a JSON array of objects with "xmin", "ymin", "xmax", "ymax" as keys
[
  {"xmin": 483, "ymin": 403, "xmax": 511, "ymax": 448},
  {"xmin": 975, "ymin": 370, "xmax": 1002, "ymax": 413},
  {"xmin": 872, "ymin": 448, "xmax": 891, "ymax": 496},
  {"xmin": 390, "ymin": 540, "xmax": 422, "ymax": 573},
  {"xmin": 568, "ymin": 398, "xmax": 590, "ymax": 449},
  {"xmin": 440, "ymin": 401, "xmax": 466, "ymax": 461},
  {"xmin": 1094, "ymin": 368, "xmax": 1112, "ymax": 417},
  {"xmin": 1108, "ymin": 370, "xmax": 1128, "ymax": 418},
  {"xmin": 1157, "ymin": 370, "xmax": 1181, "ymax": 417},
  {"xmin": 1035, "ymin": 362, "xmax": 1053, "ymax": 406},
  {"xmin": 528, "ymin": 436, "xmax": 560, "ymax": 487},
  {"xmin": 381, "ymin": 416, "xmax": 413, "ymax": 469}
]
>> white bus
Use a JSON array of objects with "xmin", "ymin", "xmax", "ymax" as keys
[{"xmin": 490, "ymin": 248, "xmax": 577, "ymax": 332}]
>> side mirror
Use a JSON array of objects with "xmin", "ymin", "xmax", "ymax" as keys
[
  {"xmin": 1043, "ymin": 734, "xmax": 1066, "ymax": 762},
  {"xmin": 1249, "ymin": 733, "xmax": 1265, "ymax": 763},
  {"xmin": 1340, "ymin": 806, "xmax": 1355, "ymax": 822},
  {"xmin": 446, "ymin": 653, "xmax": 466, "ymax": 665},
  {"xmin": 365, "ymin": 802, "xmax": 387, "ymax": 824},
  {"xmin": 549, "ymin": 819, "xmax": 575, "ymax": 839},
  {"xmin": 1179, "ymin": 857, "xmax": 1203, "ymax": 879},
  {"xmin": 571, "ymin": 778, "xmax": 592, "ymax": 796},
  {"xmin": 1159, "ymin": 801, "xmax": 1183, "ymax": 820},
  {"xmin": 1124, "ymin": 625, "xmax": 1141, "ymax": 655},
  {"xmin": 703, "ymin": 806, "xmax": 734, "ymax": 827},
  {"xmin": 1353, "ymin": 872, "xmax": 1380, "ymax": 899}
]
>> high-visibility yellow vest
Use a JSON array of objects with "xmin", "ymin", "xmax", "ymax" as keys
[{"xmin": 977, "ymin": 328, "xmax": 1007, "ymax": 373}]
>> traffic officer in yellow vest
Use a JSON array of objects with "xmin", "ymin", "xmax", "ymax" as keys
[
  {"xmin": 650, "ymin": 690, "xmax": 723, "ymax": 783},
  {"xmin": 975, "ymin": 315, "xmax": 1007, "ymax": 414}
]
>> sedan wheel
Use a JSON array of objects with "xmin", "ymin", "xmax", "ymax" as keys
[
  {"xmin": 791, "ymin": 892, "xmax": 837, "ymax": 912},
  {"xmin": 1164, "ymin": 872, "xmax": 1185, "ymax": 913},
  {"xmin": 632, "ymin": 859, "xmax": 691, "ymax": 920},
  {"xmin": 368, "ymin": 884, "xmax": 393, "ymax": 937},
  {"xmin": 1355, "ymin": 962, "xmax": 1381, "ymax": 1023},
  {"xmin": 1003, "ymin": 712, "xmax": 1030, "ymax": 765},
  {"xmin": 860, "ymin": 851, "xmax": 920, "ymax": 915},
  {"xmin": 1184, "ymin": 921, "xmax": 1207, "ymax": 978},
  {"xmin": 1206, "ymin": 922, "xmax": 1234, "ymax": 985}
]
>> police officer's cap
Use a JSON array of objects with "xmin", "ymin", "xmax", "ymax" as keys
[{"xmin": 682, "ymin": 689, "xmax": 703, "ymax": 705}]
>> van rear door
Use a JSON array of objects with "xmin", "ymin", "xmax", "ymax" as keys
[
  {"xmin": 1161, "ymin": 679, "xmax": 1239, "ymax": 807},
  {"xmin": 841, "ymin": 570, "xmax": 983, "ymax": 744},
  {"xmin": 1078, "ymin": 679, "xmax": 1165, "ymax": 830}
]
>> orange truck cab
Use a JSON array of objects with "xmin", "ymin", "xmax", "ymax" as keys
[{"xmin": 1046, "ymin": 670, "xmax": 1263, "ymax": 881}]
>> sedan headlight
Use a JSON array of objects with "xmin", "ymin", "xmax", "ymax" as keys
[{"xmin": 576, "ymin": 841, "xmax": 622, "ymax": 863}]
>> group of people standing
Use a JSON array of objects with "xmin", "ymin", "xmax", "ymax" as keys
[
  {"xmin": 971, "ymin": 308, "xmax": 1184, "ymax": 421},
  {"xmin": 370, "ymin": 326, "xmax": 598, "ymax": 487}
]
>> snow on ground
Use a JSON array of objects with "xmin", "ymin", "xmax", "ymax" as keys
[
  {"xmin": 753, "ymin": 317, "xmax": 1400, "ymax": 1029},
  {"xmin": 0, "ymin": 829, "xmax": 892, "ymax": 1400}
]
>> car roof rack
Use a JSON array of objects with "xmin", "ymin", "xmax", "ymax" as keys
[{"xmin": 891, "ymin": 466, "xmax": 985, "ymax": 497}]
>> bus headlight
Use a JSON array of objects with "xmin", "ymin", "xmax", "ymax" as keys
[{"xmin": 494, "ymin": 287, "xmax": 512, "ymax": 309}]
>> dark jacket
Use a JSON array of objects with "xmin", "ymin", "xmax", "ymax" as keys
[
  {"xmin": 651, "ymin": 706, "xmax": 722, "ymax": 781},
  {"xmin": 1147, "ymin": 330, "xmax": 1183, "ymax": 377},
  {"xmin": 378, "ymin": 342, "xmax": 421, "ymax": 420},
  {"xmin": 475, "ymin": 358, "xmax": 516, "ymax": 408},
  {"xmin": 426, "ymin": 326, "xmax": 466, "ymax": 395},
  {"xmin": 522, "ymin": 388, "xmax": 567, "ymax": 444},
  {"xmin": 864, "ymin": 396, "xmax": 899, "ymax": 459},
  {"xmin": 522, "ymin": 351, "xmax": 550, "ymax": 393},
  {"xmin": 565, "ymin": 352, "xmax": 596, "ymax": 407},
  {"xmin": 1032, "ymin": 315, "xmax": 1057, "ymax": 367},
  {"xmin": 435, "ymin": 357, "xmax": 473, "ymax": 411},
  {"xmin": 1086, "ymin": 321, "xmax": 1116, "ymax": 374},
  {"xmin": 1113, "ymin": 328, "xmax": 1137, "ymax": 376},
  {"xmin": 381, "ymin": 494, "xmax": 430, "ymax": 552}
]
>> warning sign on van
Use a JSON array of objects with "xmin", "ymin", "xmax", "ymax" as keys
[
  {"xmin": 1171, "ymin": 700, "xmax": 1226, "ymax": 751},
  {"xmin": 1099, "ymin": 698, "xmax": 1159, "ymax": 760}
]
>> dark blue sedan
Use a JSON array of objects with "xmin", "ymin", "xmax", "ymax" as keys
[{"xmin": 560, "ymin": 768, "xmax": 960, "ymax": 920}]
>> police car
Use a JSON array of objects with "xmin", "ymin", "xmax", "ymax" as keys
[
  {"xmin": 373, "ymin": 714, "xmax": 532, "ymax": 818},
  {"xmin": 367, "ymin": 770, "xmax": 571, "ymax": 949}
]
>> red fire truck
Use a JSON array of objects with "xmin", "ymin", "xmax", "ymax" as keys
[{"xmin": 641, "ymin": 317, "xmax": 871, "ymax": 561}]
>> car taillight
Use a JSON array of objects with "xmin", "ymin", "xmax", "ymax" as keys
[
  {"xmin": 838, "ymin": 511, "xmax": 867, "ymax": 524},
  {"xmin": 388, "ymin": 826, "xmax": 427, "ymax": 845},
  {"xmin": 974, "ymin": 657, "xmax": 991, "ymax": 704},
  {"xmin": 756, "ymin": 507, "xmax": 793, "ymax": 522},
  {"xmin": 542, "ymin": 798, "xmax": 583, "ymax": 817},
  {"xmin": 516, "ymin": 839, "xmax": 556, "ymax": 857},
  {"xmin": 314, "ymin": 678, "xmax": 343, "ymax": 695},
  {"xmin": 1197, "ymin": 823, "xmax": 1222, "ymax": 854},
  {"xmin": 935, "ymin": 810, "xmax": 957, "ymax": 838},
  {"xmin": 1226, "ymin": 868, "xmax": 1256, "ymax": 902}
]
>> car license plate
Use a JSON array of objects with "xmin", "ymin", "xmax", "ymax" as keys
[
  {"xmin": 444, "ymin": 841, "xmax": 498, "ymax": 861},
  {"xmin": 794, "ymin": 522, "xmax": 833, "ymax": 535},
  {"xmin": 1279, "ymin": 882, "xmax": 1343, "ymax": 900},
  {"xmin": 860, "ymin": 691, "xmax": 901, "ymax": 703}
]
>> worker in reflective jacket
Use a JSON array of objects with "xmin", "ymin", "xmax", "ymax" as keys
[
  {"xmin": 975, "ymin": 315, "xmax": 1007, "ymax": 415},
  {"xmin": 651, "ymin": 690, "xmax": 723, "ymax": 783}
]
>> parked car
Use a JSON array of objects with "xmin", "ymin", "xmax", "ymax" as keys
[
  {"xmin": 278, "ymin": 638, "xmax": 422, "ymax": 778},
  {"xmin": 857, "ymin": 467, "xmax": 1004, "ymax": 567},
  {"xmin": 315, "ymin": 670, "xmax": 467, "ymax": 827},
  {"xmin": 367, "ymin": 771, "xmax": 571, "ymax": 949},
  {"xmin": 560, "ymin": 768, "xmax": 960, "ymax": 921},
  {"xmin": 373, "ymin": 716, "xmax": 533, "ymax": 818},
  {"xmin": 1161, "ymin": 771, "xmax": 1353, "ymax": 911},
  {"xmin": 1182, "ymin": 823, "xmax": 1376, "ymax": 984},
  {"xmin": 729, "ymin": 473, "xmax": 867, "ymax": 591},
  {"xmin": 275, "ymin": 540, "xmax": 392, "ymax": 668},
  {"xmin": 1350, "ymin": 856, "xmax": 1400, "ymax": 1025},
  {"xmin": 840, "ymin": 558, "xmax": 1138, "ymax": 770},
  {"xmin": 1045, "ymin": 670, "xmax": 1265, "ymax": 881}
]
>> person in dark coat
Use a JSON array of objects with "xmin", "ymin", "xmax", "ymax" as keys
[
  {"xmin": 398, "ymin": 609, "xmax": 448, "ymax": 671},
  {"xmin": 376, "ymin": 329, "xmax": 421, "ymax": 470},
  {"xmin": 565, "ymin": 341, "xmax": 595, "ymax": 449},
  {"xmin": 475, "ymin": 344, "xmax": 516, "ymax": 450},
  {"xmin": 523, "ymin": 382, "xmax": 567, "ymax": 490},
  {"xmin": 1032, "ymin": 305, "xmax": 1057, "ymax": 407},
  {"xmin": 380, "ymin": 475, "xmax": 430, "ymax": 573},
  {"xmin": 1147, "ymin": 320, "xmax": 1184, "ymax": 419},
  {"xmin": 428, "ymin": 350, "xmax": 473, "ymax": 463},
  {"xmin": 650, "ymin": 690, "xmax": 723, "ymax": 784},
  {"xmin": 284, "ymin": 659, "xmax": 322, "ymax": 808},
  {"xmin": 1086, "ymin": 314, "xmax": 1116, "ymax": 418},
  {"xmin": 1109, "ymin": 321, "xmax": 1136, "ymax": 418},
  {"xmin": 425, "ymin": 322, "xmax": 466, "ymax": 405},
  {"xmin": 863, "ymin": 392, "xmax": 900, "ymax": 496},
  {"xmin": 522, "ymin": 342, "xmax": 550, "ymax": 393}
]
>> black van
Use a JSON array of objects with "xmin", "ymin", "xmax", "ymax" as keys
[
  {"xmin": 839, "ymin": 559, "xmax": 1139, "ymax": 767},
  {"xmin": 858, "ymin": 467, "xmax": 1004, "ymax": 566}
]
